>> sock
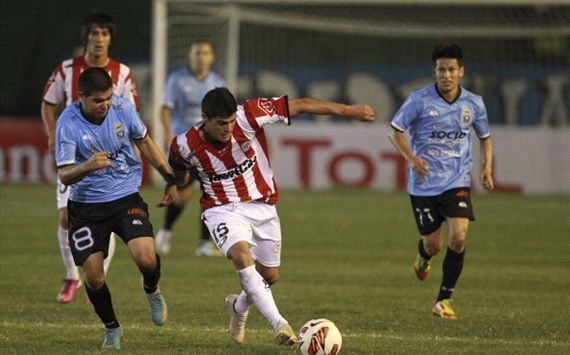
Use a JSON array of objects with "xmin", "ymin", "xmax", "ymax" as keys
[
  {"xmin": 140, "ymin": 254, "xmax": 161, "ymax": 294},
  {"xmin": 58, "ymin": 226, "xmax": 80, "ymax": 280},
  {"xmin": 418, "ymin": 239, "xmax": 432, "ymax": 260},
  {"xmin": 237, "ymin": 265, "xmax": 285, "ymax": 329},
  {"xmin": 200, "ymin": 219, "xmax": 211, "ymax": 241},
  {"xmin": 437, "ymin": 247, "xmax": 465, "ymax": 301},
  {"xmin": 103, "ymin": 233, "xmax": 117, "ymax": 275},
  {"xmin": 164, "ymin": 204, "xmax": 184, "ymax": 230},
  {"xmin": 85, "ymin": 283, "xmax": 120, "ymax": 329},
  {"xmin": 234, "ymin": 290, "xmax": 252, "ymax": 314}
]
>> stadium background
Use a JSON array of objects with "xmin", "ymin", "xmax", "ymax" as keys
[{"xmin": 0, "ymin": 1, "xmax": 569, "ymax": 353}]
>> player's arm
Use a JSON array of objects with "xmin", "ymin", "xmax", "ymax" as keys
[
  {"xmin": 133, "ymin": 134, "xmax": 177, "ymax": 206},
  {"xmin": 160, "ymin": 106, "xmax": 175, "ymax": 151},
  {"xmin": 479, "ymin": 137, "xmax": 494, "ymax": 191},
  {"xmin": 58, "ymin": 152, "xmax": 112, "ymax": 186},
  {"xmin": 387, "ymin": 128, "xmax": 429, "ymax": 177},
  {"xmin": 41, "ymin": 101, "xmax": 61, "ymax": 155},
  {"xmin": 288, "ymin": 98, "xmax": 375, "ymax": 122}
]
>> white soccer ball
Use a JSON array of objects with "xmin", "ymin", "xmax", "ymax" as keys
[{"xmin": 298, "ymin": 318, "xmax": 342, "ymax": 355}]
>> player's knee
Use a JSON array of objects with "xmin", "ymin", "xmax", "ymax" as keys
[
  {"xmin": 448, "ymin": 236, "xmax": 466, "ymax": 252},
  {"xmin": 137, "ymin": 256, "xmax": 157, "ymax": 273},
  {"xmin": 261, "ymin": 269, "xmax": 279, "ymax": 285},
  {"xmin": 424, "ymin": 239, "xmax": 442, "ymax": 255},
  {"xmin": 86, "ymin": 274, "xmax": 106, "ymax": 290}
]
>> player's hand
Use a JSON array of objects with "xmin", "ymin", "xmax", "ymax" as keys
[
  {"xmin": 480, "ymin": 168, "xmax": 494, "ymax": 191},
  {"xmin": 346, "ymin": 104, "xmax": 375, "ymax": 122},
  {"xmin": 157, "ymin": 184, "xmax": 177, "ymax": 207},
  {"xmin": 87, "ymin": 151, "xmax": 112, "ymax": 171},
  {"xmin": 410, "ymin": 156, "xmax": 429, "ymax": 177}
]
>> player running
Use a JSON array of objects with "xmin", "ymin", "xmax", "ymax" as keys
[
  {"xmin": 42, "ymin": 13, "xmax": 139, "ymax": 303},
  {"xmin": 55, "ymin": 67, "xmax": 175, "ymax": 349},
  {"xmin": 167, "ymin": 87, "xmax": 375, "ymax": 347},
  {"xmin": 155, "ymin": 40, "xmax": 225, "ymax": 257},
  {"xmin": 388, "ymin": 43, "xmax": 494, "ymax": 319}
]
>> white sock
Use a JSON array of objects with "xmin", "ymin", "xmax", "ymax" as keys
[
  {"xmin": 58, "ymin": 226, "xmax": 79, "ymax": 280},
  {"xmin": 103, "ymin": 233, "xmax": 117, "ymax": 274},
  {"xmin": 237, "ymin": 265, "xmax": 286, "ymax": 329},
  {"xmin": 234, "ymin": 290, "xmax": 252, "ymax": 314}
]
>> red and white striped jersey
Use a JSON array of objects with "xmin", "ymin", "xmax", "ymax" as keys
[
  {"xmin": 42, "ymin": 56, "xmax": 139, "ymax": 109},
  {"xmin": 169, "ymin": 96, "xmax": 290, "ymax": 210}
]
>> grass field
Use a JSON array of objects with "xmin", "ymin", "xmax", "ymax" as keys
[{"xmin": 0, "ymin": 185, "xmax": 568, "ymax": 354}]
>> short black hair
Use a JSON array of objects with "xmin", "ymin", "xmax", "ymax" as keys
[
  {"xmin": 78, "ymin": 67, "xmax": 113, "ymax": 97},
  {"xmin": 202, "ymin": 87, "xmax": 237, "ymax": 118},
  {"xmin": 81, "ymin": 13, "xmax": 115, "ymax": 46},
  {"xmin": 432, "ymin": 43, "xmax": 463, "ymax": 66}
]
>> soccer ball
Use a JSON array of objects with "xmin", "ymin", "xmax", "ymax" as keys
[{"xmin": 298, "ymin": 318, "xmax": 342, "ymax": 355}]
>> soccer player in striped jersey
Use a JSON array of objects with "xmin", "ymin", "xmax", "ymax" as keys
[
  {"xmin": 41, "ymin": 13, "xmax": 139, "ymax": 303},
  {"xmin": 388, "ymin": 44, "xmax": 494, "ymax": 319},
  {"xmin": 55, "ymin": 67, "xmax": 175, "ymax": 349},
  {"xmin": 155, "ymin": 40, "xmax": 226, "ymax": 257},
  {"xmin": 168, "ymin": 87, "xmax": 375, "ymax": 347}
]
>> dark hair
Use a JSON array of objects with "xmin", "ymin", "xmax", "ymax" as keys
[
  {"xmin": 78, "ymin": 67, "xmax": 113, "ymax": 97},
  {"xmin": 81, "ymin": 13, "xmax": 115, "ymax": 46},
  {"xmin": 432, "ymin": 43, "xmax": 463, "ymax": 66},
  {"xmin": 202, "ymin": 87, "xmax": 237, "ymax": 118}
]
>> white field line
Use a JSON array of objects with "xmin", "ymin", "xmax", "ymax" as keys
[{"xmin": 1, "ymin": 321, "xmax": 568, "ymax": 348}]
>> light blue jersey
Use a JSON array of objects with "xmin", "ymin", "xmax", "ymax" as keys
[
  {"xmin": 162, "ymin": 67, "xmax": 225, "ymax": 135},
  {"xmin": 391, "ymin": 84, "xmax": 490, "ymax": 196},
  {"xmin": 55, "ymin": 95, "xmax": 148, "ymax": 203}
]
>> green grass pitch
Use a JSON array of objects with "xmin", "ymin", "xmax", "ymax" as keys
[{"xmin": 0, "ymin": 185, "xmax": 568, "ymax": 354}]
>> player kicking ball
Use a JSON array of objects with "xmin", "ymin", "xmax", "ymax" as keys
[
  {"xmin": 167, "ymin": 87, "xmax": 375, "ymax": 346},
  {"xmin": 388, "ymin": 43, "xmax": 494, "ymax": 319},
  {"xmin": 55, "ymin": 68, "xmax": 176, "ymax": 349}
]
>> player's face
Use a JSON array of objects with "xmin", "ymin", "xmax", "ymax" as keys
[
  {"xmin": 85, "ymin": 25, "xmax": 112, "ymax": 59},
  {"xmin": 79, "ymin": 88, "xmax": 113, "ymax": 122},
  {"xmin": 203, "ymin": 113, "xmax": 237, "ymax": 144},
  {"xmin": 189, "ymin": 43, "xmax": 214, "ymax": 75},
  {"xmin": 433, "ymin": 58, "xmax": 464, "ymax": 94}
]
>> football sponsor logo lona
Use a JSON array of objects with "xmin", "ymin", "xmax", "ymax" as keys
[{"xmin": 209, "ymin": 156, "xmax": 257, "ymax": 182}]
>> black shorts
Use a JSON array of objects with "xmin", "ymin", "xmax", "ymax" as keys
[
  {"xmin": 409, "ymin": 187, "xmax": 475, "ymax": 236},
  {"xmin": 67, "ymin": 192, "xmax": 154, "ymax": 265}
]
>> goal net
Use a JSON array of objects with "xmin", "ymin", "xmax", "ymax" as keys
[{"xmin": 151, "ymin": 0, "xmax": 569, "ymax": 145}]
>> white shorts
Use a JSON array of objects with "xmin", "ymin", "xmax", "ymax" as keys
[
  {"xmin": 202, "ymin": 201, "xmax": 282, "ymax": 267},
  {"xmin": 56, "ymin": 177, "xmax": 70, "ymax": 210}
]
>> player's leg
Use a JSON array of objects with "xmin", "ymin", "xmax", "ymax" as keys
[
  {"xmin": 118, "ymin": 195, "xmax": 167, "ymax": 326},
  {"xmin": 409, "ymin": 194, "xmax": 445, "ymax": 281},
  {"xmin": 55, "ymin": 181, "xmax": 82, "ymax": 303},
  {"xmin": 155, "ymin": 183, "xmax": 193, "ymax": 255},
  {"xmin": 432, "ymin": 188, "xmax": 474, "ymax": 319}
]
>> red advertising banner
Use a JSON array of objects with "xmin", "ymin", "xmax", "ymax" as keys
[{"xmin": 0, "ymin": 117, "xmax": 151, "ymax": 185}]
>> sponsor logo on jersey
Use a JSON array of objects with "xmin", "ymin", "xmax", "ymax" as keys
[
  {"xmin": 430, "ymin": 131, "xmax": 467, "ymax": 140},
  {"xmin": 429, "ymin": 110, "xmax": 439, "ymax": 117},
  {"xmin": 209, "ymin": 156, "xmax": 257, "ymax": 182}
]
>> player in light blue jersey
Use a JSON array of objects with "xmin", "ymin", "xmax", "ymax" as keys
[
  {"xmin": 56, "ymin": 68, "xmax": 177, "ymax": 349},
  {"xmin": 156, "ymin": 40, "xmax": 226, "ymax": 257},
  {"xmin": 388, "ymin": 44, "xmax": 494, "ymax": 319}
]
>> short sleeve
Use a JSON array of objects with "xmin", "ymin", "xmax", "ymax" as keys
[
  {"xmin": 123, "ymin": 100, "xmax": 147, "ymax": 139},
  {"xmin": 55, "ymin": 118, "xmax": 77, "ymax": 167},
  {"xmin": 472, "ymin": 96, "xmax": 491, "ymax": 139},
  {"xmin": 391, "ymin": 92, "xmax": 421, "ymax": 132},
  {"xmin": 242, "ymin": 96, "xmax": 290, "ymax": 132},
  {"xmin": 43, "ymin": 64, "xmax": 65, "ymax": 105},
  {"xmin": 168, "ymin": 135, "xmax": 193, "ymax": 171},
  {"xmin": 161, "ymin": 72, "xmax": 178, "ymax": 109}
]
